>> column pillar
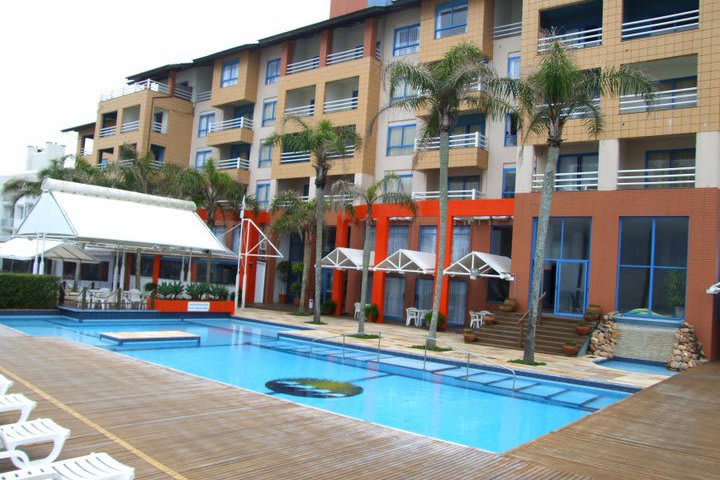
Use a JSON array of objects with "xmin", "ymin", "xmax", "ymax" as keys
[
  {"xmin": 438, "ymin": 217, "xmax": 453, "ymax": 330},
  {"xmin": 516, "ymin": 145, "xmax": 535, "ymax": 194},
  {"xmin": 319, "ymin": 30, "xmax": 333, "ymax": 68},
  {"xmin": 363, "ymin": 17, "xmax": 378, "ymax": 58},
  {"xmin": 152, "ymin": 255, "xmax": 161, "ymax": 284},
  {"xmin": 598, "ymin": 138, "xmax": 619, "ymax": 191},
  {"xmin": 371, "ymin": 216, "xmax": 388, "ymax": 322},
  {"xmin": 280, "ymin": 40, "xmax": 294, "ymax": 76},
  {"xmin": 332, "ymin": 214, "xmax": 349, "ymax": 315},
  {"xmin": 695, "ymin": 132, "xmax": 720, "ymax": 188}
]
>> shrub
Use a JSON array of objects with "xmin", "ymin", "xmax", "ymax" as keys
[
  {"xmin": 209, "ymin": 284, "xmax": 230, "ymax": 301},
  {"xmin": 0, "ymin": 273, "xmax": 60, "ymax": 309},
  {"xmin": 185, "ymin": 282, "xmax": 210, "ymax": 300},
  {"xmin": 144, "ymin": 282, "xmax": 158, "ymax": 293},
  {"xmin": 320, "ymin": 300, "xmax": 336, "ymax": 315},
  {"xmin": 364, "ymin": 303, "xmax": 379, "ymax": 321},
  {"xmin": 422, "ymin": 311, "xmax": 446, "ymax": 329},
  {"xmin": 289, "ymin": 281, "xmax": 302, "ymax": 294},
  {"xmin": 157, "ymin": 281, "xmax": 184, "ymax": 299}
]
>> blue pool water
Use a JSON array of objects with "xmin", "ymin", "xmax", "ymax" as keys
[
  {"xmin": 595, "ymin": 358, "xmax": 676, "ymax": 376},
  {"xmin": 0, "ymin": 315, "xmax": 633, "ymax": 452}
]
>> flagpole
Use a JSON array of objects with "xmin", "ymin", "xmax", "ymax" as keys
[{"xmin": 234, "ymin": 196, "xmax": 246, "ymax": 310}]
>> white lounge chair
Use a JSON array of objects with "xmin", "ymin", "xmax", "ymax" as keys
[
  {"xmin": 405, "ymin": 307, "xmax": 419, "ymax": 327},
  {"xmin": 0, "ymin": 395, "xmax": 36, "ymax": 425},
  {"xmin": 125, "ymin": 290, "xmax": 143, "ymax": 310},
  {"xmin": 0, "ymin": 418, "xmax": 70, "ymax": 468},
  {"xmin": 0, "ymin": 375, "xmax": 12, "ymax": 395},
  {"xmin": 0, "ymin": 452, "xmax": 134, "ymax": 480},
  {"xmin": 354, "ymin": 303, "xmax": 362, "ymax": 320}
]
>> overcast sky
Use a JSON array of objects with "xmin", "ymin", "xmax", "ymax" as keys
[{"xmin": 0, "ymin": 0, "xmax": 331, "ymax": 173}]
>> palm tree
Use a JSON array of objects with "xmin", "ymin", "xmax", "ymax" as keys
[
  {"xmin": 330, "ymin": 173, "xmax": 417, "ymax": 334},
  {"xmin": 384, "ymin": 42, "xmax": 507, "ymax": 348},
  {"xmin": 270, "ymin": 192, "xmax": 316, "ymax": 314},
  {"xmin": 266, "ymin": 118, "xmax": 362, "ymax": 324},
  {"xmin": 490, "ymin": 41, "xmax": 654, "ymax": 363}
]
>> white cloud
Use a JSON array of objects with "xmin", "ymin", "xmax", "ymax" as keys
[{"xmin": 0, "ymin": 0, "xmax": 330, "ymax": 173}]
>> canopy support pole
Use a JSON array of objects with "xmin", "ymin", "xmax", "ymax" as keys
[
  {"xmin": 186, "ymin": 253, "xmax": 192, "ymax": 284},
  {"xmin": 235, "ymin": 198, "xmax": 246, "ymax": 311},
  {"xmin": 39, "ymin": 234, "xmax": 46, "ymax": 275},
  {"xmin": 180, "ymin": 256, "xmax": 186, "ymax": 285},
  {"xmin": 32, "ymin": 234, "xmax": 40, "ymax": 275}
]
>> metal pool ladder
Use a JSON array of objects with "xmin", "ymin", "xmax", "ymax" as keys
[{"xmin": 308, "ymin": 331, "xmax": 383, "ymax": 362}]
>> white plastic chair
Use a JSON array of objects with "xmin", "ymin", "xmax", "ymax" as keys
[
  {"xmin": 354, "ymin": 303, "xmax": 361, "ymax": 320},
  {"xmin": 0, "ymin": 418, "xmax": 70, "ymax": 469},
  {"xmin": 0, "ymin": 395, "xmax": 36, "ymax": 425},
  {"xmin": 0, "ymin": 374, "xmax": 12, "ymax": 395},
  {"xmin": 0, "ymin": 451, "xmax": 135, "ymax": 480},
  {"xmin": 126, "ymin": 290, "xmax": 142, "ymax": 310},
  {"xmin": 416, "ymin": 309, "xmax": 429, "ymax": 327},
  {"xmin": 405, "ymin": 308, "xmax": 418, "ymax": 327},
  {"xmin": 469, "ymin": 310, "xmax": 492, "ymax": 329}
]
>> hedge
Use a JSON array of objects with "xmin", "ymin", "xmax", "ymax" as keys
[{"xmin": 0, "ymin": 273, "xmax": 60, "ymax": 309}]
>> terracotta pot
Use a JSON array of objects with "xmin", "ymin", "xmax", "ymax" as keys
[
  {"xmin": 293, "ymin": 298, "xmax": 300, "ymax": 307},
  {"xmin": 279, "ymin": 294, "xmax": 287, "ymax": 304},
  {"xmin": 576, "ymin": 325, "xmax": 592, "ymax": 336},
  {"xmin": 463, "ymin": 329, "xmax": 476, "ymax": 343},
  {"xmin": 562, "ymin": 344, "xmax": 580, "ymax": 357}
]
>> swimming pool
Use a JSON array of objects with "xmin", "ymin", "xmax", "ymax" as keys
[
  {"xmin": 0, "ymin": 315, "xmax": 633, "ymax": 452},
  {"xmin": 595, "ymin": 358, "xmax": 676, "ymax": 376}
]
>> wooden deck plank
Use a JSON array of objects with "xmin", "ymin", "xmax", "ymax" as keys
[{"xmin": 0, "ymin": 336, "xmax": 586, "ymax": 480}]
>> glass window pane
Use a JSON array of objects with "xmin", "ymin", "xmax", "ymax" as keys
[
  {"xmin": 415, "ymin": 278, "xmax": 433, "ymax": 310},
  {"xmin": 451, "ymin": 225, "xmax": 471, "ymax": 262},
  {"xmin": 654, "ymin": 217, "xmax": 688, "ymax": 267},
  {"xmin": 388, "ymin": 225, "xmax": 409, "ymax": 254},
  {"xmin": 618, "ymin": 267, "xmax": 650, "ymax": 314},
  {"xmin": 419, "ymin": 226, "xmax": 437, "ymax": 254},
  {"xmin": 556, "ymin": 262, "xmax": 586, "ymax": 315},
  {"xmin": 562, "ymin": 218, "xmax": 591, "ymax": 260},
  {"xmin": 620, "ymin": 217, "xmax": 653, "ymax": 265},
  {"xmin": 447, "ymin": 280, "xmax": 467, "ymax": 325},
  {"xmin": 384, "ymin": 276, "xmax": 405, "ymax": 319},
  {"xmin": 651, "ymin": 268, "xmax": 686, "ymax": 317},
  {"xmin": 544, "ymin": 218, "xmax": 562, "ymax": 259},
  {"xmin": 389, "ymin": 127, "xmax": 402, "ymax": 146}
]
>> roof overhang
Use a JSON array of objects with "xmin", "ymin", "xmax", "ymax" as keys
[
  {"xmin": 373, "ymin": 249, "xmax": 435, "ymax": 275},
  {"xmin": 0, "ymin": 238, "xmax": 98, "ymax": 263},
  {"xmin": 444, "ymin": 251, "xmax": 514, "ymax": 281},
  {"xmin": 321, "ymin": 248, "xmax": 374, "ymax": 270}
]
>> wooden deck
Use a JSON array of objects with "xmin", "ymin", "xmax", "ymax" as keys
[
  {"xmin": 0, "ymin": 336, "xmax": 587, "ymax": 480},
  {"xmin": 511, "ymin": 361, "xmax": 720, "ymax": 480}
]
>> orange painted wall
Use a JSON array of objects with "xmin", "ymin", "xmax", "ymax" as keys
[{"xmin": 330, "ymin": 0, "xmax": 368, "ymax": 17}]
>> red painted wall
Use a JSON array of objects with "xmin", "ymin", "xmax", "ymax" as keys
[{"xmin": 330, "ymin": 0, "xmax": 368, "ymax": 17}]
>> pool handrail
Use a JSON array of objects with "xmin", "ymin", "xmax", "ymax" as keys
[{"xmin": 308, "ymin": 331, "xmax": 383, "ymax": 362}]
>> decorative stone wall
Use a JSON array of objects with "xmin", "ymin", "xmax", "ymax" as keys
[
  {"xmin": 668, "ymin": 322, "xmax": 706, "ymax": 371},
  {"xmin": 589, "ymin": 314, "xmax": 618, "ymax": 358}
]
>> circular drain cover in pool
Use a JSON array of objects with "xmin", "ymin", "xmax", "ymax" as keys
[{"xmin": 266, "ymin": 378, "xmax": 363, "ymax": 398}]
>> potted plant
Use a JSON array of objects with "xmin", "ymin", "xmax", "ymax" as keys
[
  {"xmin": 276, "ymin": 261, "xmax": 292, "ymax": 304},
  {"xmin": 185, "ymin": 282, "xmax": 210, "ymax": 301},
  {"xmin": 665, "ymin": 270, "xmax": 686, "ymax": 318},
  {"xmin": 562, "ymin": 340, "xmax": 580, "ymax": 357},
  {"xmin": 364, "ymin": 303, "xmax": 379, "ymax": 322},
  {"xmin": 290, "ymin": 281, "xmax": 302, "ymax": 306},
  {"xmin": 484, "ymin": 312, "xmax": 497, "ymax": 325},
  {"xmin": 499, "ymin": 298, "xmax": 517, "ymax": 312},
  {"xmin": 422, "ymin": 311, "xmax": 446, "ymax": 329},
  {"xmin": 463, "ymin": 328, "xmax": 477, "ymax": 343},
  {"xmin": 584, "ymin": 304, "xmax": 602, "ymax": 322},
  {"xmin": 321, "ymin": 299, "xmax": 337, "ymax": 315},
  {"xmin": 576, "ymin": 323, "xmax": 593, "ymax": 336}
]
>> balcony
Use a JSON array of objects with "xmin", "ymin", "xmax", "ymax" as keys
[
  {"xmin": 99, "ymin": 126, "xmax": 116, "ymax": 138},
  {"xmin": 194, "ymin": 91, "xmax": 212, "ymax": 102},
  {"xmin": 494, "ymin": 22, "xmax": 522, "ymax": 39},
  {"xmin": 99, "ymin": 79, "xmax": 191, "ymax": 103},
  {"xmin": 414, "ymin": 132, "xmax": 488, "ymax": 170},
  {"xmin": 538, "ymin": 28, "xmax": 602, "ymax": 52},
  {"xmin": 565, "ymin": 97, "xmax": 601, "ymax": 119},
  {"xmin": 620, "ymin": 87, "xmax": 697, "ymax": 113},
  {"xmin": 152, "ymin": 121, "xmax": 167, "ymax": 134},
  {"xmin": 207, "ymin": 116, "xmax": 254, "ymax": 146},
  {"xmin": 328, "ymin": 145, "xmax": 356, "ymax": 159},
  {"xmin": 281, "ymin": 151, "xmax": 311, "ymax": 164},
  {"xmin": 118, "ymin": 158, "xmax": 165, "ymax": 169},
  {"xmin": 327, "ymin": 46, "xmax": 364, "ymax": 66},
  {"xmin": 617, "ymin": 166, "xmax": 695, "ymax": 189},
  {"xmin": 120, "ymin": 121, "xmax": 140, "ymax": 133},
  {"xmin": 217, "ymin": 157, "xmax": 250, "ymax": 171},
  {"xmin": 412, "ymin": 189, "xmax": 484, "ymax": 201},
  {"xmin": 287, "ymin": 57, "xmax": 320, "ymax": 75},
  {"xmin": 532, "ymin": 171, "xmax": 599, "ymax": 191},
  {"xmin": 539, "ymin": 0, "xmax": 602, "ymax": 53},
  {"xmin": 323, "ymin": 97, "xmax": 358, "ymax": 114},
  {"xmin": 417, "ymin": 132, "xmax": 487, "ymax": 151},
  {"xmin": 285, "ymin": 104, "xmax": 315, "ymax": 117},
  {"xmin": 209, "ymin": 117, "xmax": 253, "ymax": 133},
  {"xmin": 622, "ymin": 1, "xmax": 699, "ymax": 41}
]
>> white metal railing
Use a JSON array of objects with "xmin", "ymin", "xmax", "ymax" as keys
[
  {"xmin": 208, "ymin": 116, "xmax": 253, "ymax": 133},
  {"xmin": 287, "ymin": 56, "xmax": 320, "ymax": 74},
  {"xmin": 617, "ymin": 166, "xmax": 695, "ymax": 188},
  {"xmin": 494, "ymin": 21, "xmax": 522, "ymax": 39},
  {"xmin": 327, "ymin": 46, "xmax": 363, "ymax": 66},
  {"xmin": 323, "ymin": 97, "xmax": 358, "ymax": 113},
  {"xmin": 217, "ymin": 157, "xmax": 250, "ymax": 170},
  {"xmin": 280, "ymin": 151, "xmax": 311, "ymax": 164},
  {"xmin": 119, "ymin": 158, "xmax": 134, "ymax": 166},
  {"xmin": 325, "ymin": 193, "xmax": 355, "ymax": 203},
  {"xmin": 376, "ymin": 42, "xmax": 382, "ymax": 60},
  {"xmin": 120, "ymin": 121, "xmax": 139, "ymax": 133},
  {"xmin": 100, "ymin": 79, "xmax": 170, "ymax": 101},
  {"xmin": 174, "ymin": 88, "xmax": 193, "ymax": 102},
  {"xmin": 412, "ymin": 189, "xmax": 484, "ymax": 200},
  {"xmin": 466, "ymin": 80, "xmax": 484, "ymax": 92},
  {"xmin": 328, "ymin": 145, "xmax": 356, "ymax": 159},
  {"xmin": 275, "ymin": 194, "xmax": 310, "ymax": 206},
  {"xmin": 538, "ymin": 27, "xmax": 602, "ymax": 52},
  {"xmin": 194, "ymin": 90, "xmax": 212, "ymax": 102},
  {"xmin": 285, "ymin": 104, "xmax": 315, "ymax": 117},
  {"xmin": 416, "ymin": 132, "xmax": 487, "ymax": 151},
  {"xmin": 622, "ymin": 9, "xmax": 699, "ymax": 40},
  {"xmin": 118, "ymin": 158, "xmax": 165, "ymax": 169},
  {"xmin": 532, "ymin": 170, "xmax": 599, "ymax": 191},
  {"xmin": 82, "ymin": 148, "xmax": 93, "ymax": 156},
  {"xmin": 565, "ymin": 97, "xmax": 601, "ymax": 119},
  {"xmin": 152, "ymin": 121, "xmax": 166, "ymax": 134},
  {"xmin": 620, "ymin": 87, "xmax": 697, "ymax": 113},
  {"xmin": 99, "ymin": 126, "xmax": 116, "ymax": 137}
]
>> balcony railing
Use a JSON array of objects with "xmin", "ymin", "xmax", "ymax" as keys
[
  {"xmin": 323, "ymin": 97, "xmax": 358, "ymax": 113},
  {"xmin": 285, "ymin": 104, "xmax": 315, "ymax": 117},
  {"xmin": 217, "ymin": 157, "xmax": 250, "ymax": 170},
  {"xmin": 532, "ymin": 171, "xmax": 599, "ymax": 191},
  {"xmin": 565, "ymin": 97, "xmax": 601, "ymax": 119},
  {"xmin": 327, "ymin": 46, "xmax": 363, "ymax": 66},
  {"xmin": 194, "ymin": 91, "xmax": 212, "ymax": 103},
  {"xmin": 376, "ymin": 42, "xmax": 382, "ymax": 60},
  {"xmin": 328, "ymin": 145, "xmax": 356, "ymax": 159},
  {"xmin": 152, "ymin": 121, "xmax": 167, "ymax": 134},
  {"xmin": 174, "ymin": 88, "xmax": 193, "ymax": 102},
  {"xmin": 620, "ymin": 87, "xmax": 697, "ymax": 113},
  {"xmin": 494, "ymin": 22, "xmax": 522, "ymax": 39},
  {"xmin": 119, "ymin": 121, "xmax": 139, "ymax": 133},
  {"xmin": 275, "ymin": 194, "xmax": 310, "ymax": 207},
  {"xmin": 119, "ymin": 158, "xmax": 165, "ymax": 169},
  {"xmin": 416, "ymin": 132, "xmax": 487, "ymax": 151},
  {"xmin": 325, "ymin": 193, "xmax": 354, "ymax": 203},
  {"xmin": 538, "ymin": 27, "xmax": 602, "ymax": 52},
  {"xmin": 287, "ymin": 57, "xmax": 320, "ymax": 74},
  {"xmin": 208, "ymin": 116, "xmax": 253, "ymax": 133},
  {"xmin": 100, "ymin": 79, "xmax": 169, "ymax": 102},
  {"xmin": 82, "ymin": 148, "xmax": 93, "ymax": 157},
  {"xmin": 99, "ymin": 126, "xmax": 116, "ymax": 137},
  {"xmin": 617, "ymin": 166, "xmax": 695, "ymax": 188},
  {"xmin": 412, "ymin": 189, "xmax": 484, "ymax": 200},
  {"xmin": 622, "ymin": 9, "xmax": 699, "ymax": 40},
  {"xmin": 280, "ymin": 151, "xmax": 311, "ymax": 164}
]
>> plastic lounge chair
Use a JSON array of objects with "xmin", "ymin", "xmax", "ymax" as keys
[
  {"xmin": 0, "ymin": 395, "xmax": 36, "ymax": 425},
  {"xmin": 126, "ymin": 290, "xmax": 142, "ymax": 310},
  {"xmin": 0, "ymin": 418, "xmax": 70, "ymax": 468},
  {"xmin": 0, "ymin": 452, "xmax": 134, "ymax": 480},
  {"xmin": 353, "ymin": 303, "xmax": 361, "ymax": 320},
  {"xmin": 0, "ymin": 375, "xmax": 12, "ymax": 395}
]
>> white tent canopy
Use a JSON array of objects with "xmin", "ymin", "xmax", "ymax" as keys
[
  {"xmin": 16, "ymin": 179, "xmax": 235, "ymax": 259},
  {"xmin": 321, "ymin": 248, "xmax": 374, "ymax": 270},
  {"xmin": 373, "ymin": 249, "xmax": 435, "ymax": 275},
  {"xmin": 706, "ymin": 282, "xmax": 720, "ymax": 294},
  {"xmin": 444, "ymin": 251, "xmax": 514, "ymax": 281},
  {"xmin": 0, "ymin": 238, "xmax": 98, "ymax": 263}
]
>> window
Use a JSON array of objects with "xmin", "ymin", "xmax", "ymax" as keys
[
  {"xmin": 502, "ymin": 167, "xmax": 516, "ymax": 199},
  {"xmin": 265, "ymin": 58, "xmax": 280, "ymax": 85},
  {"xmin": 213, "ymin": 226, "xmax": 228, "ymax": 246},
  {"xmin": 419, "ymin": 226, "xmax": 437, "ymax": 254},
  {"xmin": 507, "ymin": 55, "xmax": 520, "ymax": 79},
  {"xmin": 256, "ymin": 182, "xmax": 270, "ymax": 209},
  {"xmin": 385, "ymin": 173, "xmax": 413, "ymax": 193},
  {"xmin": 262, "ymin": 100, "xmax": 277, "ymax": 127},
  {"xmin": 198, "ymin": 113, "xmax": 215, "ymax": 137},
  {"xmin": 388, "ymin": 224, "xmax": 409, "ymax": 255},
  {"xmin": 391, "ymin": 79, "xmax": 418, "ymax": 102},
  {"xmin": 448, "ymin": 175, "xmax": 481, "ymax": 193},
  {"xmin": 221, "ymin": 59, "xmax": 239, "ymax": 87},
  {"xmin": 646, "ymin": 149, "xmax": 695, "ymax": 189},
  {"xmin": 415, "ymin": 278, "xmax": 433, "ymax": 310},
  {"xmin": 435, "ymin": 0, "xmax": 468, "ymax": 39},
  {"xmin": 366, "ymin": 224, "xmax": 376, "ymax": 250},
  {"xmin": 384, "ymin": 276, "xmax": 405, "ymax": 319},
  {"xmin": 387, "ymin": 124, "xmax": 416, "ymax": 156},
  {"xmin": 393, "ymin": 24, "xmax": 420, "ymax": 56},
  {"xmin": 487, "ymin": 226, "xmax": 513, "ymax": 302},
  {"xmin": 195, "ymin": 150, "xmax": 212, "ymax": 170},
  {"xmin": 447, "ymin": 279, "xmax": 468, "ymax": 325},
  {"xmin": 149, "ymin": 145, "xmax": 165, "ymax": 164},
  {"xmin": 259, "ymin": 142, "xmax": 273, "ymax": 167},
  {"xmin": 557, "ymin": 153, "xmax": 599, "ymax": 191},
  {"xmin": 504, "ymin": 113, "xmax": 518, "ymax": 146},
  {"xmin": 617, "ymin": 217, "xmax": 688, "ymax": 319},
  {"xmin": 451, "ymin": 225, "xmax": 471, "ymax": 262}
]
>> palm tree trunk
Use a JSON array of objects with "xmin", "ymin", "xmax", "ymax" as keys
[
  {"xmin": 206, "ymin": 253, "xmax": 212, "ymax": 284},
  {"xmin": 135, "ymin": 250, "xmax": 141, "ymax": 290},
  {"xmin": 358, "ymin": 210, "xmax": 373, "ymax": 334},
  {"xmin": 525, "ymin": 144, "xmax": 559, "ymax": 363},
  {"xmin": 299, "ymin": 230, "xmax": 311, "ymax": 314},
  {"xmin": 427, "ymin": 128, "xmax": 450, "ymax": 349},
  {"xmin": 73, "ymin": 261, "xmax": 81, "ymax": 291},
  {"xmin": 313, "ymin": 185, "xmax": 324, "ymax": 324}
]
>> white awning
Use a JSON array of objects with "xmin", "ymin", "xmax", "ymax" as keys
[
  {"xmin": 321, "ymin": 248, "xmax": 374, "ymax": 270},
  {"xmin": 15, "ymin": 179, "xmax": 235, "ymax": 259},
  {"xmin": 373, "ymin": 249, "xmax": 435, "ymax": 275},
  {"xmin": 707, "ymin": 282, "xmax": 720, "ymax": 294},
  {"xmin": 444, "ymin": 251, "xmax": 514, "ymax": 281},
  {"xmin": 0, "ymin": 238, "xmax": 98, "ymax": 263}
]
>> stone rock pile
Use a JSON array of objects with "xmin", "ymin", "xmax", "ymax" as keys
[
  {"xmin": 668, "ymin": 322, "xmax": 706, "ymax": 371},
  {"xmin": 589, "ymin": 314, "xmax": 618, "ymax": 358}
]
